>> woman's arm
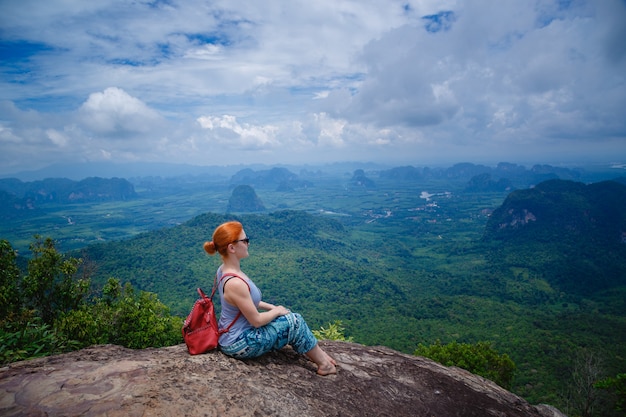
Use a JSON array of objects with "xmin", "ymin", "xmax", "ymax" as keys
[
  {"xmin": 258, "ymin": 301, "xmax": 277, "ymax": 311},
  {"xmin": 224, "ymin": 279, "xmax": 288, "ymax": 328}
]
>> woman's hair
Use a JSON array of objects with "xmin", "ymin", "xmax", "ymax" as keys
[{"xmin": 204, "ymin": 221, "xmax": 243, "ymax": 257}]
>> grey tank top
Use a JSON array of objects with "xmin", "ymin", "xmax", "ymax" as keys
[{"xmin": 216, "ymin": 267, "xmax": 262, "ymax": 346}]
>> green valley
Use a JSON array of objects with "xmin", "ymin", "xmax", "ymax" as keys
[{"xmin": 2, "ymin": 162, "xmax": 626, "ymax": 415}]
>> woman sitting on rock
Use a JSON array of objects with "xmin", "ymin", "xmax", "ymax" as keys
[{"xmin": 204, "ymin": 221, "xmax": 337, "ymax": 376}]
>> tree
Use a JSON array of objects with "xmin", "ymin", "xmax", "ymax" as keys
[
  {"xmin": 414, "ymin": 340, "xmax": 516, "ymax": 389},
  {"xmin": 57, "ymin": 278, "xmax": 183, "ymax": 349},
  {"xmin": 564, "ymin": 349, "xmax": 607, "ymax": 417},
  {"xmin": 0, "ymin": 240, "xmax": 21, "ymax": 320},
  {"xmin": 1, "ymin": 237, "xmax": 85, "ymax": 365},
  {"xmin": 2, "ymin": 237, "xmax": 181, "ymax": 364},
  {"xmin": 21, "ymin": 235, "xmax": 89, "ymax": 324},
  {"xmin": 596, "ymin": 373, "xmax": 626, "ymax": 415}
]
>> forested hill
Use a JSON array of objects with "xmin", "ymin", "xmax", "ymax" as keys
[
  {"xmin": 485, "ymin": 179, "xmax": 626, "ymax": 243},
  {"xmin": 483, "ymin": 179, "xmax": 626, "ymax": 295},
  {"xmin": 79, "ymin": 210, "xmax": 367, "ymax": 319}
]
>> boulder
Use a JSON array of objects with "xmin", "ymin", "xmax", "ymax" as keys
[{"xmin": 0, "ymin": 341, "xmax": 563, "ymax": 417}]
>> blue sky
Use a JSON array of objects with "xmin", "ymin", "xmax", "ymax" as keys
[{"xmin": 1, "ymin": 0, "xmax": 625, "ymax": 175}]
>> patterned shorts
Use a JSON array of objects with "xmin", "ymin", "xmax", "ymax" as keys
[{"xmin": 219, "ymin": 313, "xmax": 318, "ymax": 359}]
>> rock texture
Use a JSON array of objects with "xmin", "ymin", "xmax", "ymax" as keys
[{"xmin": 0, "ymin": 341, "xmax": 565, "ymax": 417}]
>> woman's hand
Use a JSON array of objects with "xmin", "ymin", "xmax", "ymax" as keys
[
  {"xmin": 224, "ymin": 279, "xmax": 290, "ymax": 327},
  {"xmin": 272, "ymin": 305, "xmax": 290, "ymax": 316}
]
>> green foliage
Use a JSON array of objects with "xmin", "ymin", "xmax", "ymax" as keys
[
  {"xmin": 563, "ymin": 349, "xmax": 609, "ymax": 417},
  {"xmin": 313, "ymin": 320, "xmax": 353, "ymax": 342},
  {"xmin": 483, "ymin": 179, "xmax": 626, "ymax": 295},
  {"xmin": 22, "ymin": 235, "xmax": 88, "ymax": 325},
  {"xmin": 1, "ymin": 236, "xmax": 183, "ymax": 365},
  {"xmin": 414, "ymin": 340, "xmax": 516, "ymax": 389},
  {"xmin": 0, "ymin": 239, "xmax": 21, "ymax": 320},
  {"xmin": 57, "ymin": 278, "xmax": 183, "ymax": 349},
  {"xmin": 0, "ymin": 317, "xmax": 79, "ymax": 365},
  {"xmin": 596, "ymin": 373, "xmax": 626, "ymax": 414},
  {"xmin": 0, "ymin": 237, "xmax": 90, "ymax": 364}
]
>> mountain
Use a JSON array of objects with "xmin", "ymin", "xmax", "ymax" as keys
[
  {"xmin": 1, "ymin": 161, "xmax": 381, "ymax": 182},
  {"xmin": 484, "ymin": 178, "xmax": 626, "ymax": 248},
  {"xmin": 377, "ymin": 162, "xmax": 597, "ymax": 189},
  {"xmin": 0, "ymin": 177, "xmax": 137, "ymax": 204},
  {"xmin": 483, "ymin": 179, "xmax": 626, "ymax": 294},
  {"xmin": 0, "ymin": 177, "xmax": 137, "ymax": 220},
  {"xmin": 348, "ymin": 169, "xmax": 375, "ymax": 189},
  {"xmin": 465, "ymin": 173, "xmax": 514, "ymax": 192},
  {"xmin": 226, "ymin": 184, "xmax": 266, "ymax": 212},
  {"xmin": 0, "ymin": 342, "xmax": 564, "ymax": 417},
  {"xmin": 1, "ymin": 162, "xmax": 242, "ymax": 182},
  {"xmin": 378, "ymin": 165, "xmax": 427, "ymax": 181},
  {"xmin": 0, "ymin": 189, "xmax": 39, "ymax": 219},
  {"xmin": 230, "ymin": 167, "xmax": 314, "ymax": 190}
]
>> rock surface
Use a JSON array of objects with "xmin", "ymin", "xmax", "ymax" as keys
[{"xmin": 0, "ymin": 341, "xmax": 565, "ymax": 417}]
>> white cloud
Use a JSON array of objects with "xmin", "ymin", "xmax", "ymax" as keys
[
  {"xmin": 0, "ymin": 123, "xmax": 21, "ymax": 144},
  {"xmin": 319, "ymin": 0, "xmax": 626, "ymax": 157},
  {"xmin": 197, "ymin": 115, "xmax": 280, "ymax": 150},
  {"xmin": 0, "ymin": 0, "xmax": 624, "ymax": 174},
  {"xmin": 45, "ymin": 129, "xmax": 69, "ymax": 147},
  {"xmin": 314, "ymin": 113, "xmax": 347, "ymax": 148},
  {"xmin": 78, "ymin": 87, "xmax": 162, "ymax": 135}
]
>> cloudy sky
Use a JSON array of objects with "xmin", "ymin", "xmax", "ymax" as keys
[{"xmin": 1, "ymin": 0, "xmax": 625, "ymax": 175}]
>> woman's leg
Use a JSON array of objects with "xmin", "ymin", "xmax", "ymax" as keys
[
  {"xmin": 283, "ymin": 313, "xmax": 337, "ymax": 375},
  {"xmin": 305, "ymin": 344, "xmax": 337, "ymax": 376},
  {"xmin": 221, "ymin": 313, "xmax": 337, "ymax": 375},
  {"xmin": 221, "ymin": 313, "xmax": 315, "ymax": 359}
]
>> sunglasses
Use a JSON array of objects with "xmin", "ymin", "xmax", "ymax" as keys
[{"xmin": 232, "ymin": 237, "xmax": 250, "ymax": 245}]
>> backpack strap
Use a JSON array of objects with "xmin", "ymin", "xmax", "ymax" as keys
[
  {"xmin": 216, "ymin": 273, "xmax": 250, "ymax": 335},
  {"xmin": 197, "ymin": 288, "xmax": 206, "ymax": 299}
]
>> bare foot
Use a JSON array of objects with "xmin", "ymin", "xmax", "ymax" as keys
[
  {"xmin": 317, "ymin": 362, "xmax": 337, "ymax": 376},
  {"xmin": 306, "ymin": 345, "xmax": 337, "ymax": 375},
  {"xmin": 324, "ymin": 352, "xmax": 337, "ymax": 366}
]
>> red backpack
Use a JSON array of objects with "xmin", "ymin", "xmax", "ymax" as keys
[{"xmin": 182, "ymin": 273, "xmax": 248, "ymax": 355}]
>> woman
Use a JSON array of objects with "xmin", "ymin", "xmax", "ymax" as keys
[{"xmin": 203, "ymin": 221, "xmax": 337, "ymax": 376}]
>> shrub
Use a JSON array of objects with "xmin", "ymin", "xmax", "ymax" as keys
[
  {"xmin": 57, "ymin": 278, "xmax": 183, "ymax": 349},
  {"xmin": 313, "ymin": 320, "xmax": 353, "ymax": 342},
  {"xmin": 414, "ymin": 340, "xmax": 516, "ymax": 389}
]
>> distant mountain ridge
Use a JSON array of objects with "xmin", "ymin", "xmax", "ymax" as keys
[
  {"xmin": 1, "ymin": 162, "xmax": 241, "ymax": 182},
  {"xmin": 0, "ymin": 177, "xmax": 137, "ymax": 218},
  {"xmin": 380, "ymin": 162, "xmax": 590, "ymax": 185},
  {"xmin": 1, "ymin": 161, "xmax": 375, "ymax": 182},
  {"xmin": 5, "ymin": 160, "xmax": 616, "ymax": 185},
  {"xmin": 230, "ymin": 167, "xmax": 314, "ymax": 191}
]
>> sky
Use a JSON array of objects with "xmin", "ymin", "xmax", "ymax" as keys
[{"xmin": 1, "ymin": 0, "xmax": 625, "ymax": 176}]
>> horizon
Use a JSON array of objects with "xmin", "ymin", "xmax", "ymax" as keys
[
  {"xmin": 2, "ymin": 159, "xmax": 624, "ymax": 182},
  {"xmin": 1, "ymin": 1, "xmax": 625, "ymax": 175}
]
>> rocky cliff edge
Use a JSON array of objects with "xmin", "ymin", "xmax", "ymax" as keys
[{"xmin": 0, "ymin": 341, "xmax": 566, "ymax": 417}]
